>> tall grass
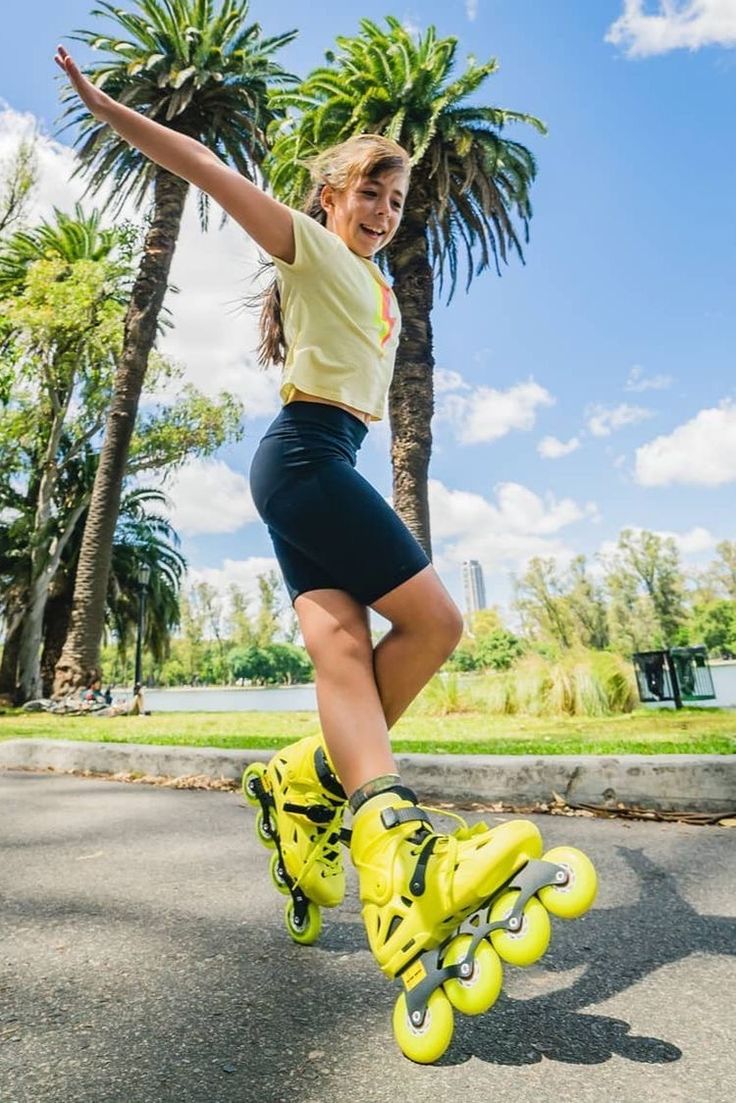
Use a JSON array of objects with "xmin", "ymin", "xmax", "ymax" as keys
[{"xmin": 414, "ymin": 650, "xmax": 638, "ymax": 718}]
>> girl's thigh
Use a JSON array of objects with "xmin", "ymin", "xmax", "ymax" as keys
[{"xmin": 263, "ymin": 460, "xmax": 430, "ymax": 606}]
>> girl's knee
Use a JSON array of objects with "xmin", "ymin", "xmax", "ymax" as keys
[{"xmin": 296, "ymin": 591, "xmax": 372, "ymax": 668}]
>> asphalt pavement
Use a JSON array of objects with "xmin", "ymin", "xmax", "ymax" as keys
[{"xmin": 1, "ymin": 770, "xmax": 735, "ymax": 1103}]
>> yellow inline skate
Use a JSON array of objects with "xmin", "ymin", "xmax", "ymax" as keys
[
  {"xmin": 351, "ymin": 791, "xmax": 597, "ymax": 1063},
  {"xmin": 242, "ymin": 735, "xmax": 348, "ymax": 945}
]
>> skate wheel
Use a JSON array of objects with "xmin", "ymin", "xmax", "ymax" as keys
[
  {"xmin": 442, "ymin": 934, "xmax": 503, "ymax": 1016},
  {"xmin": 242, "ymin": 762, "xmax": 266, "ymax": 805},
  {"xmin": 269, "ymin": 851, "xmax": 290, "ymax": 896},
  {"xmin": 538, "ymin": 846, "xmax": 598, "ymax": 919},
  {"xmin": 489, "ymin": 890, "xmax": 551, "ymax": 967},
  {"xmin": 255, "ymin": 808, "xmax": 276, "ymax": 849},
  {"xmin": 284, "ymin": 899, "xmax": 322, "ymax": 945},
  {"xmin": 393, "ymin": 989, "xmax": 454, "ymax": 1064}
]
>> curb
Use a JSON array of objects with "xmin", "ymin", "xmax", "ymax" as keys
[{"xmin": 1, "ymin": 739, "xmax": 735, "ymax": 813}]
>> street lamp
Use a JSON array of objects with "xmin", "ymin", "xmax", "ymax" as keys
[{"xmin": 134, "ymin": 562, "xmax": 151, "ymax": 692}]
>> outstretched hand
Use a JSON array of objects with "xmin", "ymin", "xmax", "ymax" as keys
[{"xmin": 54, "ymin": 45, "xmax": 109, "ymax": 119}]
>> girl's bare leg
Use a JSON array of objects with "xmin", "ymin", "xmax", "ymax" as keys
[{"xmin": 294, "ymin": 566, "xmax": 463, "ymax": 796}]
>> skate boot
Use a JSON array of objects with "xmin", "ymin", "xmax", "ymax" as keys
[
  {"xmin": 242, "ymin": 734, "xmax": 348, "ymax": 945},
  {"xmin": 351, "ymin": 791, "xmax": 597, "ymax": 1063}
]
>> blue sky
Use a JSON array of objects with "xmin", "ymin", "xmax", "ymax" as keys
[{"xmin": 2, "ymin": 1, "xmax": 735, "ymax": 624}]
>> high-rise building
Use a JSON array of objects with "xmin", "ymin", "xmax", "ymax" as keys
[{"xmin": 462, "ymin": 559, "xmax": 487, "ymax": 617}]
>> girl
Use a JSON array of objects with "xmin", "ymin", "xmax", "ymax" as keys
[{"xmin": 56, "ymin": 46, "xmax": 595, "ymax": 1062}]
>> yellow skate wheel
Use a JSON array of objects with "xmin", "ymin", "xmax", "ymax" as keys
[
  {"xmin": 255, "ymin": 808, "xmax": 276, "ymax": 849},
  {"xmin": 269, "ymin": 851, "xmax": 290, "ymax": 896},
  {"xmin": 442, "ymin": 934, "xmax": 503, "ymax": 1016},
  {"xmin": 242, "ymin": 762, "xmax": 266, "ymax": 806},
  {"xmin": 489, "ymin": 891, "xmax": 551, "ymax": 967},
  {"xmin": 284, "ymin": 899, "xmax": 322, "ymax": 946},
  {"xmin": 538, "ymin": 846, "xmax": 598, "ymax": 919},
  {"xmin": 393, "ymin": 990, "xmax": 454, "ymax": 1065}
]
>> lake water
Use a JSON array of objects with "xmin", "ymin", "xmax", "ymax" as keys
[{"xmin": 138, "ymin": 685, "xmax": 318, "ymax": 712}]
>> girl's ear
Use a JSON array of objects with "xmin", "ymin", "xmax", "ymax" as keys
[{"xmin": 319, "ymin": 183, "xmax": 335, "ymax": 216}]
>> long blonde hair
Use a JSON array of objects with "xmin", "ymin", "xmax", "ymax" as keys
[{"xmin": 256, "ymin": 134, "xmax": 411, "ymax": 366}]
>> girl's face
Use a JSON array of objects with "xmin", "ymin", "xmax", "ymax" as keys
[{"xmin": 321, "ymin": 168, "xmax": 408, "ymax": 258}]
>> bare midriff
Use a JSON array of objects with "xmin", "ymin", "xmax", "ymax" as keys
[{"xmin": 288, "ymin": 387, "xmax": 371, "ymax": 426}]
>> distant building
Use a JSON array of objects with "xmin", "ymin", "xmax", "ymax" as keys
[{"xmin": 462, "ymin": 559, "xmax": 487, "ymax": 617}]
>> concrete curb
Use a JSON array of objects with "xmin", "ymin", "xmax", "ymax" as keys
[{"xmin": 2, "ymin": 739, "xmax": 735, "ymax": 813}]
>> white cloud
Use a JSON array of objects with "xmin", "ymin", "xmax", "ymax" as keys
[
  {"xmin": 159, "ymin": 194, "xmax": 279, "ymax": 414},
  {"xmin": 466, "ymin": 0, "xmax": 480, "ymax": 21},
  {"xmin": 160, "ymin": 458, "xmax": 258, "ymax": 536},
  {"xmin": 439, "ymin": 379, "xmax": 555, "ymax": 445},
  {"xmin": 434, "ymin": 368, "xmax": 470, "ymax": 394},
  {"xmin": 538, "ymin": 435, "xmax": 581, "ymax": 459},
  {"xmin": 625, "ymin": 365, "xmax": 673, "ymax": 392},
  {"xmin": 607, "ymin": 1, "xmax": 736, "ymax": 57},
  {"xmin": 430, "ymin": 479, "xmax": 598, "ymax": 584},
  {"xmin": 587, "ymin": 402, "xmax": 653, "ymax": 437},
  {"xmin": 0, "ymin": 105, "xmax": 83, "ymax": 222},
  {"xmin": 635, "ymin": 401, "xmax": 736, "ymax": 485}
]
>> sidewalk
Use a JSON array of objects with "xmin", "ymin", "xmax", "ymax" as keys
[{"xmin": 1, "ymin": 738, "xmax": 735, "ymax": 813}]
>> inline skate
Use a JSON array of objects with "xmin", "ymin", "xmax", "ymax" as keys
[
  {"xmin": 242, "ymin": 734, "xmax": 348, "ymax": 945},
  {"xmin": 350, "ymin": 790, "xmax": 597, "ymax": 1063}
]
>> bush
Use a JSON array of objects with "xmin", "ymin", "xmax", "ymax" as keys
[{"xmin": 414, "ymin": 650, "xmax": 638, "ymax": 718}]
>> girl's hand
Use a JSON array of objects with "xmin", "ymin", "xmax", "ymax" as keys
[{"xmin": 54, "ymin": 45, "xmax": 110, "ymax": 120}]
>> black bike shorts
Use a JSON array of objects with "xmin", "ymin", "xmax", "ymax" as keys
[{"xmin": 249, "ymin": 401, "xmax": 431, "ymax": 606}]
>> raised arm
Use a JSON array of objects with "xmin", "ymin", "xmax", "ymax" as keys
[{"xmin": 54, "ymin": 45, "xmax": 295, "ymax": 263}]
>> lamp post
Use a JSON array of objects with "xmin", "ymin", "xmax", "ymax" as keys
[{"xmin": 134, "ymin": 562, "xmax": 151, "ymax": 691}]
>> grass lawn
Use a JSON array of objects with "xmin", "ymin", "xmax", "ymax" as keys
[{"xmin": 1, "ymin": 706, "xmax": 734, "ymax": 756}]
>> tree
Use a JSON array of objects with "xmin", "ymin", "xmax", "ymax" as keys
[
  {"xmin": 267, "ymin": 17, "xmax": 543, "ymax": 555},
  {"xmin": 254, "ymin": 569, "xmax": 283, "ymax": 646},
  {"xmin": 690, "ymin": 600, "xmax": 736, "ymax": 659},
  {"xmin": 710, "ymin": 540, "xmax": 736, "ymax": 601},
  {"xmin": 603, "ymin": 529, "xmax": 687, "ymax": 653},
  {"xmin": 514, "ymin": 558, "xmax": 575, "ymax": 650},
  {"xmin": 566, "ymin": 555, "xmax": 609, "ymax": 650},
  {"xmin": 0, "ymin": 139, "xmax": 37, "ymax": 238},
  {"xmin": 54, "ymin": 0, "xmax": 296, "ymax": 695}
]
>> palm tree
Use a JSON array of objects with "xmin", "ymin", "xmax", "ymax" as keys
[
  {"xmin": 53, "ymin": 0, "xmax": 296, "ymax": 696},
  {"xmin": 267, "ymin": 17, "xmax": 545, "ymax": 555},
  {"xmin": 40, "ymin": 485, "xmax": 186, "ymax": 696}
]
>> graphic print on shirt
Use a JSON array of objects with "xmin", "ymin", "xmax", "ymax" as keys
[{"xmin": 371, "ymin": 274, "xmax": 398, "ymax": 350}]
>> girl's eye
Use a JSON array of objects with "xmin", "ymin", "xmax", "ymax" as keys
[{"xmin": 362, "ymin": 190, "xmax": 377, "ymax": 198}]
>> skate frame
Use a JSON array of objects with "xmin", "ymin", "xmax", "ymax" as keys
[{"xmin": 398, "ymin": 859, "xmax": 569, "ymax": 1028}]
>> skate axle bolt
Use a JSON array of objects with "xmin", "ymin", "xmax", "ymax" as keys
[
  {"xmin": 411, "ymin": 1010, "xmax": 424, "ymax": 1026},
  {"xmin": 508, "ymin": 916, "xmax": 521, "ymax": 931},
  {"xmin": 460, "ymin": 962, "xmax": 472, "ymax": 978},
  {"xmin": 555, "ymin": 869, "xmax": 568, "ymax": 884}
]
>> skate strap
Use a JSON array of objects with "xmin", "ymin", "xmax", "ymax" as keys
[
  {"xmin": 380, "ymin": 806, "xmax": 432, "ymax": 831},
  {"xmin": 409, "ymin": 835, "xmax": 438, "ymax": 897},
  {"xmin": 283, "ymin": 801, "xmax": 339, "ymax": 825}
]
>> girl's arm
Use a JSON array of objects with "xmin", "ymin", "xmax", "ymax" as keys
[{"xmin": 54, "ymin": 45, "xmax": 295, "ymax": 263}]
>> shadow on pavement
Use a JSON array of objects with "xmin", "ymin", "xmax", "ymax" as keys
[{"xmin": 439, "ymin": 843, "xmax": 736, "ymax": 1066}]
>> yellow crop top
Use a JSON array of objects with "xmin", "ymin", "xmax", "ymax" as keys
[{"xmin": 271, "ymin": 210, "xmax": 401, "ymax": 422}]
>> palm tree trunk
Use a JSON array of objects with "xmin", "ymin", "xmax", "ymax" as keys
[
  {"xmin": 41, "ymin": 585, "xmax": 73, "ymax": 698},
  {"xmin": 53, "ymin": 169, "xmax": 189, "ymax": 697},
  {"xmin": 0, "ymin": 607, "xmax": 23, "ymax": 700},
  {"xmin": 387, "ymin": 206, "xmax": 435, "ymax": 558}
]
